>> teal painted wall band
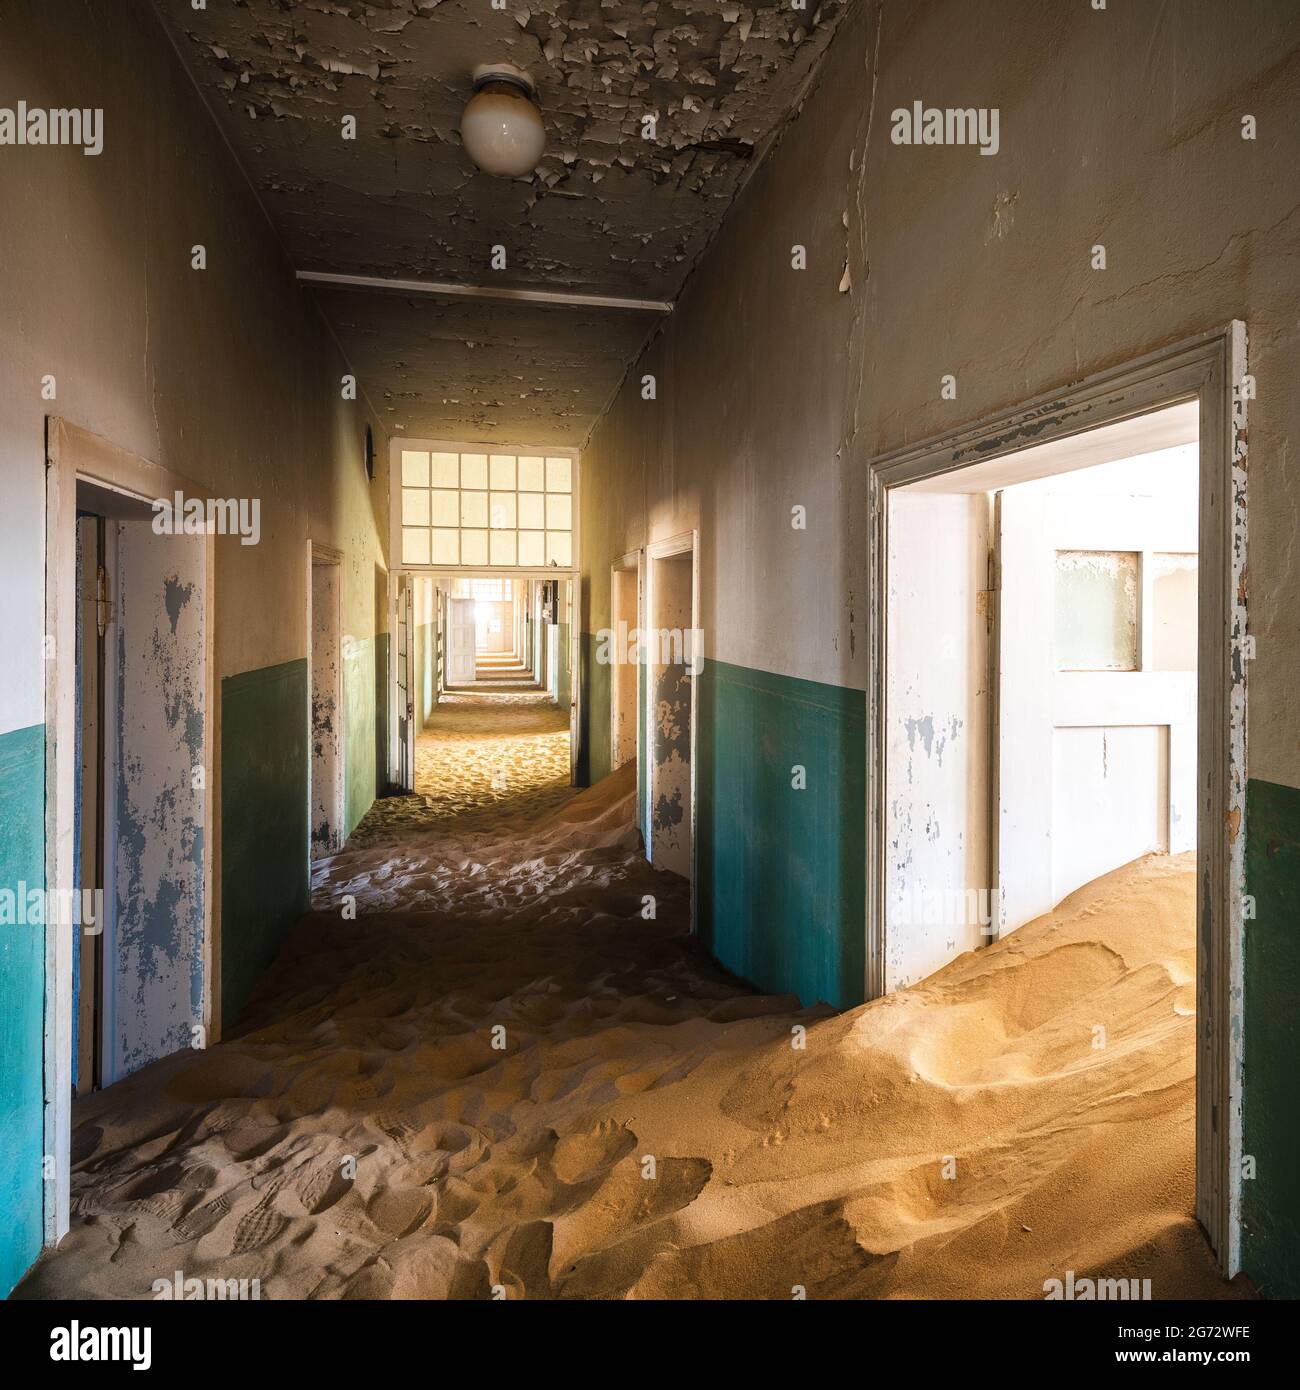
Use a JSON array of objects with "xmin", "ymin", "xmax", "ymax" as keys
[
  {"xmin": 0, "ymin": 722, "xmax": 46, "ymax": 1296},
  {"xmin": 580, "ymin": 630, "xmax": 611, "ymax": 787},
  {"xmin": 220, "ymin": 659, "xmax": 309, "ymax": 1028},
  {"xmin": 577, "ymin": 642, "xmax": 866, "ymax": 1009},
  {"xmin": 1243, "ymin": 775, "xmax": 1300, "ymax": 1299},
  {"xmin": 556, "ymin": 621, "xmax": 572, "ymax": 725},
  {"xmin": 698, "ymin": 659, "xmax": 866, "ymax": 1011}
]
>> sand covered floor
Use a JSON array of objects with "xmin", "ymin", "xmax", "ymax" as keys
[
  {"xmin": 354, "ymin": 681, "xmax": 572, "ymax": 841},
  {"xmin": 17, "ymin": 698, "xmax": 1248, "ymax": 1299}
]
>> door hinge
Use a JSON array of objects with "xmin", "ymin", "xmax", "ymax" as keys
[{"xmin": 95, "ymin": 565, "xmax": 111, "ymax": 638}]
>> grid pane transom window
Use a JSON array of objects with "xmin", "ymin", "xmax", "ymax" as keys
[{"xmin": 401, "ymin": 449, "xmax": 572, "ymax": 568}]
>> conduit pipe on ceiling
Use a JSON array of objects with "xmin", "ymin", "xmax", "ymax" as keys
[{"xmin": 296, "ymin": 269, "xmax": 672, "ymax": 314}]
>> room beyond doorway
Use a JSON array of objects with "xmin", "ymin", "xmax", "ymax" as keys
[{"xmin": 867, "ymin": 329, "xmax": 1250, "ymax": 1278}]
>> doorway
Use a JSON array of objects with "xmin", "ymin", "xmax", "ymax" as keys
[
  {"xmin": 867, "ymin": 327, "xmax": 1249, "ymax": 1276},
  {"xmin": 309, "ymin": 545, "xmax": 344, "ymax": 860},
  {"xmin": 46, "ymin": 419, "xmax": 216, "ymax": 1244},
  {"xmin": 646, "ymin": 535, "xmax": 700, "ymax": 903},
  {"xmin": 416, "ymin": 573, "xmax": 573, "ymax": 821},
  {"xmin": 68, "ymin": 480, "xmax": 211, "ymax": 1090}
]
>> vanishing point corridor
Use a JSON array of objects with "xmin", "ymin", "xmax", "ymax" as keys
[{"xmin": 3, "ymin": 0, "xmax": 1296, "ymax": 1339}]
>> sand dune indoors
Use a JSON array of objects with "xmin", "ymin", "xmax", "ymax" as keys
[{"xmin": 16, "ymin": 726, "xmax": 1247, "ymax": 1301}]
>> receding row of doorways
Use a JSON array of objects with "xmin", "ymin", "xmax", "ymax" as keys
[{"xmin": 386, "ymin": 572, "xmax": 576, "ymax": 792}]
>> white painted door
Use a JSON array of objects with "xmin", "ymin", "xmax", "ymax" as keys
[
  {"xmin": 996, "ymin": 486, "xmax": 1198, "ymax": 935},
  {"xmin": 884, "ymin": 492, "xmax": 993, "ymax": 990},
  {"xmin": 106, "ymin": 521, "xmax": 207, "ymax": 1081},
  {"xmin": 448, "ymin": 596, "xmax": 477, "ymax": 685}
]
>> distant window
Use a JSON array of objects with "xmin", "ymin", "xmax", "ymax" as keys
[
  {"xmin": 458, "ymin": 577, "xmax": 512, "ymax": 600},
  {"xmin": 399, "ymin": 448, "xmax": 572, "ymax": 568}
]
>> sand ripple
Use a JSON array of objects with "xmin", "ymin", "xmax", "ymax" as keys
[{"xmin": 16, "ymin": 715, "xmax": 1250, "ymax": 1300}]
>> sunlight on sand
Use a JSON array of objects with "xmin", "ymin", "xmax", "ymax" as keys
[{"xmin": 16, "ymin": 691, "xmax": 1249, "ymax": 1300}]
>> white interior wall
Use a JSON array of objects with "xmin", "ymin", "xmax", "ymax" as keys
[{"xmin": 1051, "ymin": 725, "xmax": 1169, "ymax": 901}]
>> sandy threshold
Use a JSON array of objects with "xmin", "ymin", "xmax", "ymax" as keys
[{"xmin": 17, "ymin": 762, "xmax": 1248, "ymax": 1300}]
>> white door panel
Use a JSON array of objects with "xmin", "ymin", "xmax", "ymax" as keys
[
  {"xmin": 997, "ymin": 489, "xmax": 1197, "ymax": 935},
  {"xmin": 448, "ymin": 596, "xmax": 477, "ymax": 685}
]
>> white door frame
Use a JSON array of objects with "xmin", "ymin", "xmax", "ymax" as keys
[
  {"xmin": 44, "ymin": 418, "xmax": 217, "ymax": 1247},
  {"xmin": 610, "ymin": 549, "xmax": 644, "ymax": 776},
  {"xmin": 866, "ymin": 324, "xmax": 1249, "ymax": 1276},
  {"xmin": 645, "ymin": 531, "xmax": 701, "ymax": 932}
]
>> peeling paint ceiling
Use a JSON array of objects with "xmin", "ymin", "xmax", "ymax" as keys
[{"xmin": 151, "ymin": 0, "xmax": 848, "ymax": 443}]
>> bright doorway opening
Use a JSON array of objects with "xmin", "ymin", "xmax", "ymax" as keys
[
  {"xmin": 884, "ymin": 412, "xmax": 1200, "ymax": 986},
  {"xmin": 869, "ymin": 328, "xmax": 1250, "ymax": 1278}
]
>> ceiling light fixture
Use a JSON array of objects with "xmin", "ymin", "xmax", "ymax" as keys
[{"xmin": 460, "ymin": 63, "xmax": 545, "ymax": 178}]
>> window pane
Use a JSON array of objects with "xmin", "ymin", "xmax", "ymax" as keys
[
  {"xmin": 489, "ymin": 492, "xmax": 517, "ymax": 529},
  {"xmin": 401, "ymin": 488, "xmax": 430, "ymax": 525},
  {"xmin": 518, "ymin": 493, "xmax": 545, "ymax": 530},
  {"xmin": 401, "ymin": 450, "xmax": 429, "ymax": 487},
  {"xmin": 460, "ymin": 491, "xmax": 488, "ymax": 528},
  {"xmin": 460, "ymin": 453, "xmax": 488, "ymax": 489},
  {"xmin": 431, "ymin": 529, "xmax": 459, "ymax": 565},
  {"xmin": 518, "ymin": 531, "xmax": 545, "ymax": 566},
  {"xmin": 489, "ymin": 454, "xmax": 517, "ymax": 490},
  {"xmin": 1054, "ymin": 550, "xmax": 1138, "ymax": 670},
  {"xmin": 490, "ymin": 531, "xmax": 517, "ymax": 566},
  {"xmin": 546, "ymin": 531, "xmax": 572, "ymax": 567},
  {"xmin": 1150, "ymin": 552, "xmax": 1198, "ymax": 671},
  {"xmin": 545, "ymin": 457, "xmax": 572, "ymax": 493},
  {"xmin": 518, "ymin": 456, "xmax": 545, "ymax": 491},
  {"xmin": 461, "ymin": 529, "xmax": 488, "ymax": 566},
  {"xmin": 430, "ymin": 452, "xmax": 458, "ymax": 488},
  {"xmin": 431, "ymin": 489, "xmax": 459, "ymax": 526},
  {"xmin": 546, "ymin": 494, "xmax": 571, "ymax": 530},
  {"xmin": 402, "ymin": 527, "xmax": 430, "ymax": 565}
]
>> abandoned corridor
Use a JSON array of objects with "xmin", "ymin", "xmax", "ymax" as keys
[{"xmin": 15, "ymin": 688, "xmax": 1241, "ymax": 1300}]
